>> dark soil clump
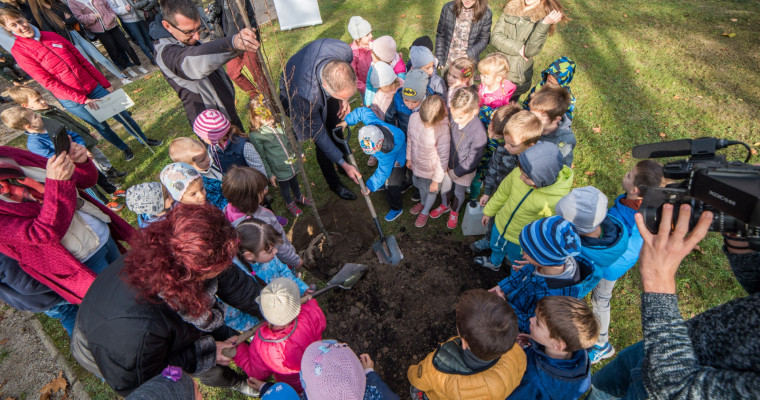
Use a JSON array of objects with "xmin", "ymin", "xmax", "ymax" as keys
[{"xmin": 292, "ymin": 200, "xmax": 505, "ymax": 394}]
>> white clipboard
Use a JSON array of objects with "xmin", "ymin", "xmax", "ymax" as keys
[{"xmin": 86, "ymin": 89, "xmax": 135, "ymax": 122}]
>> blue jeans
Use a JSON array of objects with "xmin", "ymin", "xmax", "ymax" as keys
[
  {"xmin": 122, "ymin": 20, "xmax": 155, "ymax": 64},
  {"xmin": 588, "ymin": 341, "xmax": 649, "ymax": 400},
  {"xmin": 82, "ymin": 236, "xmax": 121, "ymax": 275},
  {"xmin": 58, "ymin": 85, "xmax": 148, "ymax": 150},
  {"xmin": 68, "ymin": 30, "xmax": 125, "ymax": 79},
  {"xmin": 489, "ymin": 225, "xmax": 523, "ymax": 265},
  {"xmin": 43, "ymin": 302, "xmax": 79, "ymax": 337}
]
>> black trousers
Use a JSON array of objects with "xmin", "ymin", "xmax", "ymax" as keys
[
  {"xmin": 385, "ymin": 166, "xmax": 405, "ymax": 211},
  {"xmin": 315, "ymin": 97, "xmax": 349, "ymax": 191},
  {"xmin": 194, "ymin": 365, "xmax": 245, "ymax": 388},
  {"xmin": 94, "ymin": 27, "xmax": 141, "ymax": 70}
]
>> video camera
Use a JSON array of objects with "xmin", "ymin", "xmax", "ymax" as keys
[{"xmin": 632, "ymin": 137, "xmax": 760, "ymax": 251}]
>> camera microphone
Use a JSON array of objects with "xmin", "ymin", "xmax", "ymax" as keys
[{"xmin": 632, "ymin": 138, "xmax": 740, "ymax": 159}]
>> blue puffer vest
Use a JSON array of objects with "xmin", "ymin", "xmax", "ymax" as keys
[{"xmin": 216, "ymin": 135, "xmax": 247, "ymax": 173}]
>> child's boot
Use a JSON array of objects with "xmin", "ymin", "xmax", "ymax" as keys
[{"xmin": 474, "ymin": 256, "xmax": 501, "ymax": 271}]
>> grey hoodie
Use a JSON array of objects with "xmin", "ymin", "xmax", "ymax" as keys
[{"xmin": 538, "ymin": 115, "xmax": 575, "ymax": 167}]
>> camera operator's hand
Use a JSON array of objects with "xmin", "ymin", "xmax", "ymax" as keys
[{"xmin": 635, "ymin": 204, "xmax": 713, "ymax": 294}]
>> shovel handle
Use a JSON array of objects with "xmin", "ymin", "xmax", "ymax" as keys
[{"xmin": 332, "ymin": 127, "xmax": 380, "ymax": 221}]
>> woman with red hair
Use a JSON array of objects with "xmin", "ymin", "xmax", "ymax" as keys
[{"xmin": 71, "ymin": 203, "xmax": 262, "ymax": 397}]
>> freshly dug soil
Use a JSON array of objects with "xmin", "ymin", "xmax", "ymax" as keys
[{"xmin": 291, "ymin": 198, "xmax": 505, "ymax": 395}]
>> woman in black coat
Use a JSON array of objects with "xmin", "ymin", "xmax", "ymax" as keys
[
  {"xmin": 71, "ymin": 204, "xmax": 261, "ymax": 397},
  {"xmin": 434, "ymin": 0, "xmax": 492, "ymax": 68}
]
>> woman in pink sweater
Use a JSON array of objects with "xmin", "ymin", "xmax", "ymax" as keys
[
  {"xmin": 407, "ymin": 95, "xmax": 450, "ymax": 228},
  {"xmin": 233, "ymin": 278, "xmax": 326, "ymax": 393}
]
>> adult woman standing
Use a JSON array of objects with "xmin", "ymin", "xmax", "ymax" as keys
[
  {"xmin": 106, "ymin": 0, "xmax": 155, "ymax": 65},
  {"xmin": 0, "ymin": 145, "xmax": 133, "ymax": 307},
  {"xmin": 0, "ymin": 7, "xmax": 162, "ymax": 161},
  {"xmin": 490, "ymin": 0, "xmax": 566, "ymax": 100},
  {"xmin": 26, "ymin": 0, "xmax": 133, "ymax": 84},
  {"xmin": 434, "ymin": 0, "xmax": 493, "ymax": 69},
  {"xmin": 71, "ymin": 204, "xmax": 261, "ymax": 397},
  {"xmin": 67, "ymin": 0, "xmax": 146, "ymax": 77}
]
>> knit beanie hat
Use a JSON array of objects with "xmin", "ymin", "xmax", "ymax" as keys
[
  {"xmin": 126, "ymin": 182, "xmax": 165, "ymax": 215},
  {"xmin": 410, "ymin": 45, "xmax": 435, "ymax": 69},
  {"xmin": 410, "ymin": 36, "xmax": 434, "ymax": 52},
  {"xmin": 519, "ymin": 216, "xmax": 581, "ymax": 266},
  {"xmin": 193, "ymin": 109, "xmax": 231, "ymax": 144},
  {"xmin": 402, "ymin": 70, "xmax": 429, "ymax": 102},
  {"xmin": 126, "ymin": 367, "xmax": 195, "ymax": 400},
  {"xmin": 262, "ymin": 383, "xmax": 300, "ymax": 399},
  {"xmin": 301, "ymin": 340, "xmax": 366, "ymax": 400},
  {"xmin": 371, "ymin": 36, "xmax": 397, "ymax": 63},
  {"xmin": 159, "ymin": 162, "xmax": 202, "ymax": 201},
  {"xmin": 370, "ymin": 62, "xmax": 396, "ymax": 88},
  {"xmin": 555, "ymin": 186, "xmax": 609, "ymax": 234},
  {"xmin": 347, "ymin": 16, "xmax": 371, "ymax": 40},
  {"xmin": 357, "ymin": 125, "xmax": 384, "ymax": 155},
  {"xmin": 517, "ymin": 141, "xmax": 564, "ymax": 188},
  {"xmin": 256, "ymin": 278, "xmax": 301, "ymax": 326}
]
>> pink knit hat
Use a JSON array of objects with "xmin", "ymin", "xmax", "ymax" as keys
[
  {"xmin": 300, "ymin": 341, "xmax": 366, "ymax": 400},
  {"xmin": 193, "ymin": 109, "xmax": 231, "ymax": 144},
  {"xmin": 371, "ymin": 36, "xmax": 397, "ymax": 64}
]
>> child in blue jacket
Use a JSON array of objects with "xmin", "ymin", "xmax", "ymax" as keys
[
  {"xmin": 507, "ymin": 296, "xmax": 599, "ymax": 400},
  {"xmin": 490, "ymin": 216, "xmax": 602, "ymax": 333},
  {"xmin": 339, "ymin": 107, "xmax": 407, "ymax": 221}
]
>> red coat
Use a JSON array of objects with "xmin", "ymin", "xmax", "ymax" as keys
[
  {"xmin": 0, "ymin": 147, "xmax": 134, "ymax": 304},
  {"xmin": 233, "ymin": 299, "xmax": 326, "ymax": 392},
  {"xmin": 11, "ymin": 30, "xmax": 111, "ymax": 104}
]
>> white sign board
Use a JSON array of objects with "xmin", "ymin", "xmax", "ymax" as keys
[
  {"xmin": 273, "ymin": 0, "xmax": 322, "ymax": 30},
  {"xmin": 86, "ymin": 89, "xmax": 135, "ymax": 122}
]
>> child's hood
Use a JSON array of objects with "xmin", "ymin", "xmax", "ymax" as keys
[
  {"xmin": 536, "ymin": 166, "xmax": 574, "ymax": 197},
  {"xmin": 377, "ymin": 125, "xmax": 395, "ymax": 154},
  {"xmin": 527, "ymin": 341, "xmax": 591, "ymax": 398},
  {"xmin": 540, "ymin": 57, "xmax": 576, "ymax": 87}
]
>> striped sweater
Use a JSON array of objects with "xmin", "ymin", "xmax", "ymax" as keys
[{"xmin": 641, "ymin": 250, "xmax": 760, "ymax": 399}]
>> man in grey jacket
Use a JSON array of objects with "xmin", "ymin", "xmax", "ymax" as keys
[{"xmin": 150, "ymin": 0, "xmax": 259, "ymax": 129}]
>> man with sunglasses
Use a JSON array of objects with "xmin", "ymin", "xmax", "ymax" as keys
[{"xmin": 149, "ymin": 0, "xmax": 259, "ymax": 130}]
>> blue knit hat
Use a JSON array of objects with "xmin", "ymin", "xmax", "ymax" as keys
[
  {"xmin": 262, "ymin": 383, "xmax": 299, "ymax": 399},
  {"xmin": 519, "ymin": 216, "xmax": 581, "ymax": 266}
]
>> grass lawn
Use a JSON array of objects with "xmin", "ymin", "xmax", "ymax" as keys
[{"xmin": 14, "ymin": 0, "xmax": 760, "ymax": 397}]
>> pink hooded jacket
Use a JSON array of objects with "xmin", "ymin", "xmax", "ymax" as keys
[
  {"xmin": 233, "ymin": 299, "xmax": 326, "ymax": 393},
  {"xmin": 69, "ymin": 0, "xmax": 118, "ymax": 33},
  {"xmin": 406, "ymin": 112, "xmax": 450, "ymax": 183}
]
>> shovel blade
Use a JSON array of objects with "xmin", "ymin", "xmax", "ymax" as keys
[
  {"xmin": 326, "ymin": 263, "xmax": 369, "ymax": 289},
  {"xmin": 372, "ymin": 235, "xmax": 403, "ymax": 265}
]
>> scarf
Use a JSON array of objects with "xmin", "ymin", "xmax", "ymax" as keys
[
  {"xmin": 0, "ymin": 157, "xmax": 45, "ymax": 203},
  {"xmin": 162, "ymin": 278, "xmax": 226, "ymax": 332}
]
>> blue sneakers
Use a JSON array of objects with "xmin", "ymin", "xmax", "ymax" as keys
[
  {"xmin": 589, "ymin": 342, "xmax": 616, "ymax": 364},
  {"xmin": 384, "ymin": 209, "xmax": 403, "ymax": 222}
]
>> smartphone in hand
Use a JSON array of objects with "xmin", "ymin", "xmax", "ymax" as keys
[{"xmin": 44, "ymin": 118, "xmax": 70, "ymax": 156}]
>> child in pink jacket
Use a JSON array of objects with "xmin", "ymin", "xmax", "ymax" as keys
[
  {"xmin": 233, "ymin": 278, "xmax": 326, "ymax": 393},
  {"xmin": 407, "ymin": 95, "xmax": 450, "ymax": 228}
]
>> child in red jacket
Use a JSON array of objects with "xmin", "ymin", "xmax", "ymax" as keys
[{"xmin": 233, "ymin": 278, "xmax": 326, "ymax": 393}]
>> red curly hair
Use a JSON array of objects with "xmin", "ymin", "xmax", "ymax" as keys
[{"xmin": 123, "ymin": 203, "xmax": 238, "ymax": 318}]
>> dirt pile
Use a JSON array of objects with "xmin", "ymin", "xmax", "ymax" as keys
[{"xmin": 293, "ymin": 201, "xmax": 506, "ymax": 394}]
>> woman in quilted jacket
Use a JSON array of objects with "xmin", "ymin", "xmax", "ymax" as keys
[
  {"xmin": 0, "ymin": 7, "xmax": 161, "ymax": 161},
  {"xmin": 490, "ymin": 0, "xmax": 568, "ymax": 100},
  {"xmin": 434, "ymin": 0, "xmax": 493, "ymax": 69}
]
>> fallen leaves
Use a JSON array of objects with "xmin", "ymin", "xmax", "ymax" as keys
[
  {"xmin": 592, "ymin": 126, "xmax": 602, "ymax": 133},
  {"xmin": 0, "ymin": 338, "xmax": 8, "ymax": 346},
  {"xmin": 722, "ymin": 32, "xmax": 736, "ymax": 38},
  {"xmin": 730, "ymin": 18, "xmax": 738, "ymax": 22},
  {"xmin": 659, "ymin": 132, "xmax": 667, "ymax": 138},
  {"xmin": 132, "ymin": 88, "xmax": 144, "ymax": 94},
  {"xmin": 39, "ymin": 371, "xmax": 67, "ymax": 400},
  {"xmin": 585, "ymin": 170, "xmax": 596, "ymax": 176}
]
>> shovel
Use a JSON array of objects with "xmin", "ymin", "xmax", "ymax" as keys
[
  {"xmin": 331, "ymin": 126, "xmax": 404, "ymax": 265},
  {"xmin": 221, "ymin": 263, "xmax": 369, "ymax": 358}
]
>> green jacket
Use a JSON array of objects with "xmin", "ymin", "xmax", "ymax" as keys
[
  {"xmin": 248, "ymin": 124, "xmax": 297, "ymax": 181},
  {"xmin": 490, "ymin": 0, "xmax": 551, "ymax": 89},
  {"xmin": 39, "ymin": 107, "xmax": 98, "ymax": 149},
  {"xmin": 484, "ymin": 165, "xmax": 573, "ymax": 244}
]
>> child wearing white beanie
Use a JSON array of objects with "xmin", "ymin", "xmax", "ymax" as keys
[{"xmin": 348, "ymin": 16, "xmax": 374, "ymax": 96}]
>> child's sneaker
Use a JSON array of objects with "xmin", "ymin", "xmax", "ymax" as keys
[
  {"xmin": 447, "ymin": 211, "xmax": 459, "ymax": 229},
  {"xmin": 414, "ymin": 213, "xmax": 429, "ymax": 228},
  {"xmin": 589, "ymin": 343, "xmax": 615, "ymax": 364},
  {"xmin": 411, "ymin": 190, "xmax": 421, "ymax": 202},
  {"xmin": 111, "ymin": 190, "xmax": 126, "ymax": 199},
  {"xmin": 106, "ymin": 201, "xmax": 123, "ymax": 212},
  {"xmin": 429, "ymin": 205, "xmax": 450, "ymax": 219},
  {"xmin": 296, "ymin": 195, "xmax": 311, "ymax": 207},
  {"xmin": 410, "ymin": 203, "xmax": 424, "ymax": 215},
  {"xmin": 286, "ymin": 202, "xmax": 303, "ymax": 217},
  {"xmin": 367, "ymin": 155, "xmax": 378, "ymax": 167},
  {"xmin": 384, "ymin": 209, "xmax": 402, "ymax": 222},
  {"xmin": 276, "ymin": 215, "xmax": 288, "ymax": 226},
  {"xmin": 469, "ymin": 237, "xmax": 490, "ymax": 252},
  {"xmin": 474, "ymin": 256, "xmax": 501, "ymax": 271}
]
